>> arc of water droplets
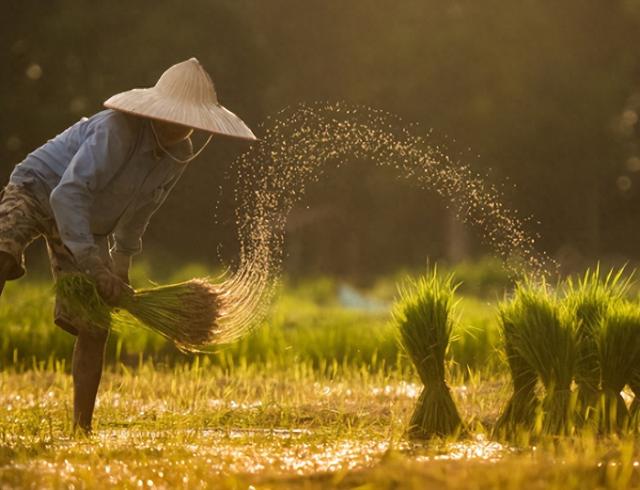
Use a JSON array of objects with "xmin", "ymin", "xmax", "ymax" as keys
[{"xmin": 209, "ymin": 102, "xmax": 557, "ymax": 343}]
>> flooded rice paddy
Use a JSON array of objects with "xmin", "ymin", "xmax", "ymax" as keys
[{"xmin": 3, "ymin": 366, "xmax": 640, "ymax": 489}]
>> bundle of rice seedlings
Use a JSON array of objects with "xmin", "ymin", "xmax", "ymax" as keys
[
  {"xmin": 55, "ymin": 273, "xmax": 112, "ymax": 335},
  {"xmin": 493, "ymin": 302, "xmax": 539, "ymax": 438},
  {"xmin": 56, "ymin": 274, "xmax": 225, "ymax": 352},
  {"xmin": 630, "ymin": 373, "xmax": 640, "ymax": 425},
  {"xmin": 506, "ymin": 280, "xmax": 577, "ymax": 436},
  {"xmin": 392, "ymin": 268, "xmax": 463, "ymax": 439},
  {"xmin": 563, "ymin": 267, "xmax": 631, "ymax": 421},
  {"xmin": 120, "ymin": 279, "xmax": 223, "ymax": 350},
  {"xmin": 596, "ymin": 302, "xmax": 640, "ymax": 433}
]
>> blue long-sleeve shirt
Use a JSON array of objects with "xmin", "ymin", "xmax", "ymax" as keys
[{"xmin": 10, "ymin": 109, "xmax": 192, "ymax": 262}]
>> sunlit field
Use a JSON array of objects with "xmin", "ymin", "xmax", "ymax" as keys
[
  {"xmin": 2, "ymin": 261, "xmax": 640, "ymax": 489},
  {"xmin": 7, "ymin": 2, "xmax": 640, "ymax": 488}
]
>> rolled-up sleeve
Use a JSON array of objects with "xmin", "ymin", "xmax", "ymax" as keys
[{"xmin": 49, "ymin": 119, "xmax": 133, "ymax": 263}]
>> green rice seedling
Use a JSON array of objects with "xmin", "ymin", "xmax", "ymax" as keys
[
  {"xmin": 493, "ymin": 302, "xmax": 539, "ymax": 438},
  {"xmin": 506, "ymin": 280, "xmax": 577, "ymax": 436},
  {"xmin": 120, "ymin": 279, "xmax": 222, "ymax": 350},
  {"xmin": 596, "ymin": 302, "xmax": 640, "ymax": 433},
  {"xmin": 56, "ymin": 274, "xmax": 223, "ymax": 352},
  {"xmin": 54, "ymin": 274, "xmax": 113, "ymax": 335},
  {"xmin": 628, "ymin": 305, "xmax": 640, "ymax": 424},
  {"xmin": 630, "ymin": 374, "xmax": 640, "ymax": 425},
  {"xmin": 563, "ymin": 267, "xmax": 632, "ymax": 422},
  {"xmin": 392, "ymin": 268, "xmax": 463, "ymax": 439}
]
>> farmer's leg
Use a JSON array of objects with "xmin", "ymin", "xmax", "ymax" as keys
[
  {"xmin": 72, "ymin": 327, "xmax": 109, "ymax": 432},
  {"xmin": 47, "ymin": 234, "xmax": 113, "ymax": 432},
  {"xmin": 72, "ymin": 239, "xmax": 115, "ymax": 432}
]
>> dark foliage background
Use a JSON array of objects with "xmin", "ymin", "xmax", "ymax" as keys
[{"xmin": 3, "ymin": 0, "xmax": 640, "ymax": 279}]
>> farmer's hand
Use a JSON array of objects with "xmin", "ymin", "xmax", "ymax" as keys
[
  {"xmin": 78, "ymin": 255, "xmax": 132, "ymax": 306},
  {"xmin": 94, "ymin": 268, "xmax": 131, "ymax": 306},
  {"xmin": 111, "ymin": 252, "xmax": 132, "ymax": 285}
]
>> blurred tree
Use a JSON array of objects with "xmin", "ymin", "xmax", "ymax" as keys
[{"xmin": 3, "ymin": 0, "xmax": 640, "ymax": 278}]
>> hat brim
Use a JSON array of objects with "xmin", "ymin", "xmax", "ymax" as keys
[{"xmin": 104, "ymin": 88, "xmax": 258, "ymax": 141}]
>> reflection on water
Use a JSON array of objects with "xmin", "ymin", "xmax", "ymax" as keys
[
  {"xmin": 371, "ymin": 382, "xmax": 422, "ymax": 399},
  {"xmin": 409, "ymin": 434, "xmax": 513, "ymax": 463},
  {"xmin": 4, "ymin": 429, "xmax": 515, "ymax": 484}
]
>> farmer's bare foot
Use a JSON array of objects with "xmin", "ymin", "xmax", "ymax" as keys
[{"xmin": 72, "ymin": 329, "xmax": 108, "ymax": 432}]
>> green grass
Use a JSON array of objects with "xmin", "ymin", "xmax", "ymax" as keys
[{"xmin": 0, "ymin": 265, "xmax": 500, "ymax": 375}]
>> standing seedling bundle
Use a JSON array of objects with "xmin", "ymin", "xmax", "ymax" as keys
[
  {"xmin": 57, "ymin": 274, "xmax": 227, "ymax": 352},
  {"xmin": 392, "ymin": 268, "xmax": 463, "ymax": 439},
  {"xmin": 631, "ymin": 372, "xmax": 640, "ymax": 424},
  {"xmin": 596, "ymin": 303, "xmax": 640, "ymax": 432},
  {"xmin": 563, "ymin": 267, "xmax": 631, "ymax": 424},
  {"xmin": 504, "ymin": 281, "xmax": 577, "ymax": 436},
  {"xmin": 493, "ymin": 302, "xmax": 539, "ymax": 438}
]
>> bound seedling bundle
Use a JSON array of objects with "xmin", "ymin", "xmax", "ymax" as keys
[
  {"xmin": 496, "ymin": 268, "xmax": 640, "ymax": 436},
  {"xmin": 392, "ymin": 268, "xmax": 463, "ymax": 439},
  {"xmin": 500, "ymin": 281, "xmax": 577, "ymax": 436},
  {"xmin": 493, "ymin": 302, "xmax": 539, "ymax": 438},
  {"xmin": 563, "ymin": 267, "xmax": 631, "ymax": 425},
  {"xmin": 596, "ymin": 304, "xmax": 640, "ymax": 432},
  {"xmin": 57, "ymin": 274, "xmax": 226, "ymax": 352}
]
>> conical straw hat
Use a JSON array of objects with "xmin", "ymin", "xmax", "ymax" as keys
[{"xmin": 104, "ymin": 58, "xmax": 257, "ymax": 141}]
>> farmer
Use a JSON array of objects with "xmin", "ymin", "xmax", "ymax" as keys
[{"xmin": 0, "ymin": 58, "xmax": 256, "ymax": 432}]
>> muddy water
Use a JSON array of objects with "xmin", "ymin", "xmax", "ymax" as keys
[{"xmin": 5, "ymin": 430, "xmax": 512, "ymax": 481}]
